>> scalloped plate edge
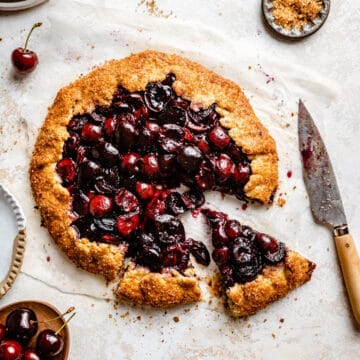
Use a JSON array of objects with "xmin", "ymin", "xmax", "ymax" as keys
[{"xmin": 0, "ymin": 184, "xmax": 26, "ymax": 298}]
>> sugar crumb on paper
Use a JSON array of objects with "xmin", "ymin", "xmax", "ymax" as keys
[{"xmin": 137, "ymin": 0, "xmax": 173, "ymax": 18}]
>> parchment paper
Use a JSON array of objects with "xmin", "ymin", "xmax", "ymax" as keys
[{"xmin": 0, "ymin": 1, "xmax": 359, "ymax": 359}]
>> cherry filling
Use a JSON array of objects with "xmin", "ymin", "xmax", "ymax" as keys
[
  {"xmin": 57, "ymin": 74, "xmax": 252, "ymax": 274},
  {"xmin": 202, "ymin": 209, "xmax": 286, "ymax": 287}
]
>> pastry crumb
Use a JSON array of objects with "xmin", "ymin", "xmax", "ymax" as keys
[
  {"xmin": 277, "ymin": 197, "xmax": 286, "ymax": 207},
  {"xmin": 280, "ymin": 318, "xmax": 285, "ymax": 323},
  {"xmin": 272, "ymin": 333, "xmax": 276, "ymax": 338},
  {"xmin": 173, "ymin": 316, "xmax": 180, "ymax": 323},
  {"xmin": 120, "ymin": 311, "xmax": 129, "ymax": 318}
]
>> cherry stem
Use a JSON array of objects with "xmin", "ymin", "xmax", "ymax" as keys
[
  {"xmin": 30, "ymin": 306, "xmax": 75, "ymax": 325},
  {"xmin": 23, "ymin": 22, "xmax": 42, "ymax": 52},
  {"xmin": 55, "ymin": 312, "xmax": 76, "ymax": 336}
]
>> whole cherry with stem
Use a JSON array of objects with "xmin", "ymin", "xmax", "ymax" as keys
[
  {"xmin": 36, "ymin": 312, "xmax": 76, "ymax": 358},
  {"xmin": 11, "ymin": 22, "xmax": 42, "ymax": 74}
]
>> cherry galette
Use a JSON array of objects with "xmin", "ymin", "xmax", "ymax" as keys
[{"xmin": 30, "ymin": 51, "xmax": 312, "ymax": 312}]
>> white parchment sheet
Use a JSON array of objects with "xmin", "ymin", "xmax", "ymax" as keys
[{"xmin": 0, "ymin": 1, "xmax": 359, "ymax": 359}]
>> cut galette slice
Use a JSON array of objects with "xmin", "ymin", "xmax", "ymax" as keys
[{"xmin": 202, "ymin": 209, "xmax": 316, "ymax": 317}]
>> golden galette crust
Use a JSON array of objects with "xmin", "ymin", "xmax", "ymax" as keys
[
  {"xmin": 226, "ymin": 250, "xmax": 316, "ymax": 317},
  {"xmin": 116, "ymin": 264, "xmax": 201, "ymax": 307},
  {"xmin": 30, "ymin": 50, "xmax": 278, "ymax": 300}
]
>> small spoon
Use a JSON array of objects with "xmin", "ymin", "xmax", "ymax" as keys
[{"xmin": 262, "ymin": 0, "xmax": 330, "ymax": 40}]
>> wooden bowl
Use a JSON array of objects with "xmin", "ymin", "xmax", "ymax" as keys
[{"xmin": 0, "ymin": 300, "xmax": 70, "ymax": 359}]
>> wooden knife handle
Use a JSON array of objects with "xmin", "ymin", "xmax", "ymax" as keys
[{"xmin": 334, "ymin": 233, "xmax": 360, "ymax": 324}]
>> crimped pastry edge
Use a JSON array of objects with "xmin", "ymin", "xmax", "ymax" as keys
[{"xmin": 226, "ymin": 250, "xmax": 316, "ymax": 317}]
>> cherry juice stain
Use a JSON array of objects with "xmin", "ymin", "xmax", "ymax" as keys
[
  {"xmin": 241, "ymin": 203, "xmax": 248, "ymax": 211},
  {"xmin": 286, "ymin": 170, "xmax": 292, "ymax": 178},
  {"xmin": 301, "ymin": 137, "xmax": 313, "ymax": 170},
  {"xmin": 46, "ymin": 256, "xmax": 51, "ymax": 262}
]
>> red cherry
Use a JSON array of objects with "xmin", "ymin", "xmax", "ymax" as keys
[
  {"xmin": 208, "ymin": 125, "xmax": 231, "ymax": 150},
  {"xmin": 135, "ymin": 182, "xmax": 155, "ymax": 201},
  {"xmin": 114, "ymin": 188, "xmax": 139, "ymax": 212},
  {"xmin": 11, "ymin": 23, "xmax": 42, "ymax": 74},
  {"xmin": 142, "ymin": 154, "xmax": 159, "ymax": 179},
  {"xmin": 120, "ymin": 153, "xmax": 141, "ymax": 174},
  {"xmin": 56, "ymin": 158, "xmax": 76, "ymax": 184},
  {"xmin": 22, "ymin": 349, "xmax": 41, "ymax": 360},
  {"xmin": 233, "ymin": 163, "xmax": 250, "ymax": 184},
  {"xmin": 0, "ymin": 339, "xmax": 22, "ymax": 360},
  {"xmin": 116, "ymin": 213, "xmax": 139, "ymax": 237},
  {"xmin": 215, "ymin": 154, "xmax": 234, "ymax": 182},
  {"xmin": 89, "ymin": 195, "xmax": 113, "ymax": 218},
  {"xmin": 104, "ymin": 117, "xmax": 117, "ymax": 137}
]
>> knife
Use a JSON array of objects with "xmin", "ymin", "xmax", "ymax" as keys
[{"xmin": 298, "ymin": 99, "xmax": 360, "ymax": 324}]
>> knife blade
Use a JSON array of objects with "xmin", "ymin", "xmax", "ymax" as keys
[{"xmin": 298, "ymin": 99, "xmax": 360, "ymax": 324}]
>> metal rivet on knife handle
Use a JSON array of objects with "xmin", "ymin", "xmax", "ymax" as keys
[
  {"xmin": 334, "ymin": 225, "xmax": 349, "ymax": 237},
  {"xmin": 334, "ymin": 233, "xmax": 360, "ymax": 324}
]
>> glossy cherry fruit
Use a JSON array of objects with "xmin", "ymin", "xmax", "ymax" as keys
[
  {"xmin": 36, "ymin": 329, "xmax": 64, "ymax": 358},
  {"xmin": 0, "ymin": 339, "xmax": 22, "ymax": 360},
  {"xmin": 22, "ymin": 349, "xmax": 41, "ymax": 360},
  {"xmin": 11, "ymin": 23, "xmax": 42, "ymax": 74},
  {"xmin": 5, "ymin": 308, "xmax": 38, "ymax": 345}
]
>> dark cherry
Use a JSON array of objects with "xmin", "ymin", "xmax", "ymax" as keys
[
  {"xmin": 186, "ymin": 238, "xmax": 210, "ymax": 266},
  {"xmin": 5, "ymin": 308, "xmax": 38, "ymax": 345},
  {"xmin": 63, "ymin": 133, "xmax": 80, "ymax": 157},
  {"xmin": 233, "ymin": 163, "xmax": 251, "ymax": 184},
  {"xmin": 22, "ymin": 349, "xmax": 41, "ymax": 360},
  {"xmin": 158, "ymin": 106, "xmax": 187, "ymax": 126},
  {"xmin": 114, "ymin": 188, "xmax": 139, "ymax": 213},
  {"xmin": 0, "ymin": 324, "xmax": 5, "ymax": 341},
  {"xmin": 94, "ymin": 217, "xmax": 116, "ymax": 232},
  {"xmin": 195, "ymin": 165, "xmax": 215, "ymax": 191},
  {"xmin": 208, "ymin": 125, "xmax": 231, "ymax": 150},
  {"xmin": 67, "ymin": 116, "xmax": 88, "ymax": 133},
  {"xmin": 182, "ymin": 189, "xmax": 205, "ymax": 210},
  {"xmin": 234, "ymin": 254, "xmax": 263, "ymax": 283},
  {"xmin": 81, "ymin": 123, "xmax": 102, "ymax": 142},
  {"xmin": 103, "ymin": 117, "xmax": 117, "ymax": 137},
  {"xmin": 212, "ymin": 247, "xmax": 230, "ymax": 266},
  {"xmin": 136, "ymin": 242, "xmax": 162, "ymax": 272},
  {"xmin": 116, "ymin": 213, "xmax": 140, "ymax": 237},
  {"xmin": 188, "ymin": 103, "xmax": 216, "ymax": 124},
  {"xmin": 77, "ymin": 160, "xmax": 100, "ymax": 187},
  {"xmin": 162, "ymin": 72, "xmax": 176, "ymax": 86},
  {"xmin": 36, "ymin": 329, "xmax": 64, "ymax": 358},
  {"xmin": 176, "ymin": 145, "xmax": 202, "ymax": 173},
  {"xmin": 157, "ymin": 124, "xmax": 185, "ymax": 153},
  {"xmin": 11, "ymin": 23, "xmax": 42, "ymax": 74},
  {"xmin": 158, "ymin": 154, "xmax": 177, "ymax": 176},
  {"xmin": 72, "ymin": 191, "xmax": 90, "ymax": 216},
  {"xmin": 0, "ymin": 340, "xmax": 22, "ymax": 360},
  {"xmin": 220, "ymin": 265, "xmax": 235, "ymax": 288},
  {"xmin": 115, "ymin": 120, "xmax": 138, "ymax": 149},
  {"xmin": 165, "ymin": 192, "xmax": 186, "ymax": 215},
  {"xmin": 56, "ymin": 158, "xmax": 76, "ymax": 184},
  {"xmin": 142, "ymin": 154, "xmax": 159, "ymax": 179},
  {"xmin": 215, "ymin": 154, "xmax": 234, "ymax": 183},
  {"xmin": 144, "ymin": 82, "xmax": 172, "ymax": 112},
  {"xmin": 224, "ymin": 219, "xmax": 242, "ymax": 239},
  {"xmin": 89, "ymin": 195, "xmax": 113, "ymax": 218},
  {"xmin": 91, "ymin": 142, "xmax": 119, "ymax": 168},
  {"xmin": 153, "ymin": 214, "xmax": 185, "ymax": 246},
  {"xmin": 162, "ymin": 243, "xmax": 189, "ymax": 272},
  {"xmin": 120, "ymin": 153, "xmax": 141, "ymax": 174}
]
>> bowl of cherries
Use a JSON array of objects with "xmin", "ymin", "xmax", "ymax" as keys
[{"xmin": 0, "ymin": 301, "xmax": 74, "ymax": 360}]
